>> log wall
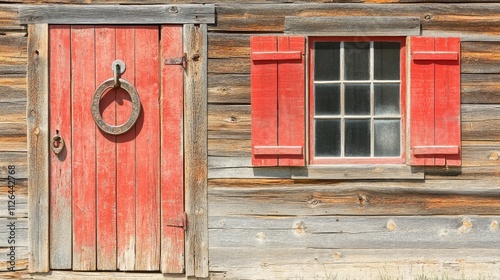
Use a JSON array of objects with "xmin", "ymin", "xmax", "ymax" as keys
[{"xmin": 1, "ymin": 1, "xmax": 500, "ymax": 279}]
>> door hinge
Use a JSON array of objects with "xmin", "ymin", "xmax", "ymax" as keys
[
  {"xmin": 164, "ymin": 53, "xmax": 187, "ymax": 69},
  {"xmin": 166, "ymin": 212, "xmax": 187, "ymax": 231}
]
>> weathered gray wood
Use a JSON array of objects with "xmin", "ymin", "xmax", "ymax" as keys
[
  {"xmin": 184, "ymin": 23, "xmax": 209, "ymax": 278},
  {"xmin": 30, "ymin": 271, "xmax": 188, "ymax": 279},
  {"xmin": 0, "ymin": 152, "xmax": 27, "ymax": 179},
  {"xmin": 208, "ymin": 156, "xmax": 423, "ymax": 179},
  {"xmin": 210, "ymin": 247, "xmax": 500, "ymax": 280},
  {"xmin": 209, "ymin": 215, "xmax": 500, "ymax": 249},
  {"xmin": 208, "ymin": 104, "xmax": 250, "ymax": 137},
  {"xmin": 19, "ymin": 4, "xmax": 215, "ymax": 24},
  {"xmin": 0, "ymin": 218, "xmax": 28, "ymax": 247},
  {"xmin": 0, "ymin": 179, "xmax": 27, "ymax": 218},
  {"xmin": 0, "ymin": 65, "xmax": 26, "ymax": 75},
  {"xmin": 208, "ymin": 74, "xmax": 249, "ymax": 104},
  {"xmin": 462, "ymin": 42, "xmax": 500, "ymax": 74},
  {"xmin": 208, "ymin": 138, "xmax": 250, "ymax": 157},
  {"xmin": 208, "ymin": 33, "xmax": 250, "ymax": 59},
  {"xmin": 208, "ymin": 179, "xmax": 500, "ymax": 216},
  {"xmin": 0, "ymin": 247, "xmax": 28, "ymax": 272},
  {"xmin": 0, "ymin": 36, "xmax": 27, "ymax": 64},
  {"xmin": 0, "ymin": 123, "xmax": 27, "ymax": 152},
  {"xmin": 462, "ymin": 104, "xmax": 500, "ymax": 141},
  {"xmin": 285, "ymin": 16, "xmax": 420, "ymax": 36},
  {"xmin": 27, "ymin": 23, "xmax": 49, "ymax": 273},
  {"xmin": 208, "ymin": 58, "xmax": 249, "ymax": 74},
  {"xmin": 462, "ymin": 74, "xmax": 500, "ymax": 104}
]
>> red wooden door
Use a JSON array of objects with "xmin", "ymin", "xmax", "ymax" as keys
[{"xmin": 49, "ymin": 25, "xmax": 184, "ymax": 272}]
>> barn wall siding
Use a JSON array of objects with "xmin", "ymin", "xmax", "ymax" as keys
[{"xmin": 1, "ymin": 2, "xmax": 500, "ymax": 279}]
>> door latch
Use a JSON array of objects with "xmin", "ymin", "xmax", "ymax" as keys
[{"xmin": 164, "ymin": 53, "xmax": 187, "ymax": 69}]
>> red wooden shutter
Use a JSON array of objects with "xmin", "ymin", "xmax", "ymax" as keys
[
  {"xmin": 410, "ymin": 37, "xmax": 461, "ymax": 166},
  {"xmin": 250, "ymin": 36, "xmax": 305, "ymax": 166}
]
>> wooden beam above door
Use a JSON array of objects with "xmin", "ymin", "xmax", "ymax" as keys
[{"xmin": 19, "ymin": 5, "xmax": 215, "ymax": 25}]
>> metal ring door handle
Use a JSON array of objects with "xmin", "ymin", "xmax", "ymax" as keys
[{"xmin": 51, "ymin": 133, "xmax": 65, "ymax": 154}]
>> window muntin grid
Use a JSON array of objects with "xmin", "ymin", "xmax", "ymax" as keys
[{"xmin": 312, "ymin": 40, "xmax": 402, "ymax": 159}]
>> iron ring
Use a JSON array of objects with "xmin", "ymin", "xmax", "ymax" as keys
[{"xmin": 91, "ymin": 78, "xmax": 141, "ymax": 135}]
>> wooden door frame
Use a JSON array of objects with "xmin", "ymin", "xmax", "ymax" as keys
[{"xmin": 26, "ymin": 5, "xmax": 213, "ymax": 277}]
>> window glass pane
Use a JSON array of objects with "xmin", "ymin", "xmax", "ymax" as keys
[
  {"xmin": 315, "ymin": 119, "xmax": 341, "ymax": 157},
  {"xmin": 374, "ymin": 119, "xmax": 400, "ymax": 157},
  {"xmin": 374, "ymin": 83, "xmax": 400, "ymax": 115},
  {"xmin": 374, "ymin": 42, "xmax": 400, "ymax": 80},
  {"xmin": 314, "ymin": 42, "xmax": 340, "ymax": 81},
  {"xmin": 345, "ymin": 119, "xmax": 370, "ymax": 157},
  {"xmin": 345, "ymin": 84, "xmax": 370, "ymax": 115},
  {"xmin": 344, "ymin": 42, "xmax": 370, "ymax": 80},
  {"xmin": 315, "ymin": 84, "xmax": 340, "ymax": 116}
]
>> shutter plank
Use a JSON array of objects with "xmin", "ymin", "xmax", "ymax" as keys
[
  {"xmin": 49, "ymin": 25, "xmax": 72, "ymax": 270},
  {"xmin": 160, "ymin": 25, "xmax": 185, "ymax": 273},
  {"xmin": 435, "ymin": 37, "xmax": 461, "ymax": 166},
  {"xmin": 95, "ymin": 26, "xmax": 117, "ymax": 271},
  {"xmin": 410, "ymin": 37, "xmax": 436, "ymax": 166},
  {"xmin": 71, "ymin": 26, "xmax": 97, "ymax": 271},
  {"xmin": 116, "ymin": 26, "xmax": 137, "ymax": 271},
  {"xmin": 251, "ymin": 36, "xmax": 278, "ymax": 166},
  {"xmin": 277, "ymin": 36, "xmax": 305, "ymax": 166}
]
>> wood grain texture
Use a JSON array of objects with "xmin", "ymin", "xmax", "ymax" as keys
[
  {"xmin": 115, "ymin": 26, "xmax": 136, "ymax": 272},
  {"xmin": 134, "ymin": 26, "xmax": 160, "ymax": 271},
  {"xmin": 19, "ymin": 4, "xmax": 215, "ymax": 24},
  {"xmin": 285, "ymin": 16, "xmax": 420, "ymax": 36},
  {"xmin": 71, "ymin": 25, "xmax": 96, "ymax": 271},
  {"xmin": 27, "ymin": 23, "xmax": 49, "ymax": 273},
  {"xmin": 462, "ymin": 104, "xmax": 500, "ymax": 141},
  {"xmin": 208, "ymin": 33, "xmax": 249, "ymax": 59},
  {"xmin": 462, "ymin": 41, "xmax": 500, "ymax": 74},
  {"xmin": 0, "ymin": 179, "xmax": 27, "ymax": 218},
  {"xmin": 208, "ymin": 179, "xmax": 500, "ymax": 216},
  {"xmin": 184, "ymin": 23, "xmax": 208, "ymax": 278},
  {"xmin": 0, "ymin": 247, "xmax": 28, "ymax": 272},
  {"xmin": 208, "ymin": 74, "xmax": 249, "ymax": 104},
  {"xmin": 95, "ymin": 26, "xmax": 117, "ymax": 271},
  {"xmin": 48, "ymin": 24, "xmax": 72, "ymax": 270},
  {"xmin": 160, "ymin": 24, "xmax": 184, "ymax": 274},
  {"xmin": 0, "ymin": 122, "xmax": 26, "ymax": 152},
  {"xmin": 462, "ymin": 74, "xmax": 500, "ymax": 104},
  {"xmin": 0, "ymin": 36, "xmax": 27, "ymax": 65}
]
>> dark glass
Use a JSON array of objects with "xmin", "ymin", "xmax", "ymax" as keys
[
  {"xmin": 345, "ymin": 119, "xmax": 371, "ymax": 157},
  {"xmin": 374, "ymin": 42, "xmax": 400, "ymax": 80},
  {"xmin": 315, "ymin": 84, "xmax": 341, "ymax": 116},
  {"xmin": 345, "ymin": 84, "xmax": 370, "ymax": 115},
  {"xmin": 374, "ymin": 119, "xmax": 400, "ymax": 157},
  {"xmin": 315, "ymin": 119, "xmax": 341, "ymax": 157},
  {"xmin": 344, "ymin": 42, "xmax": 370, "ymax": 80},
  {"xmin": 314, "ymin": 42, "xmax": 340, "ymax": 81},
  {"xmin": 374, "ymin": 83, "xmax": 400, "ymax": 116}
]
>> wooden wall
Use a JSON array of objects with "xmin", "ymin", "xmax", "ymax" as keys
[{"xmin": 1, "ymin": 1, "xmax": 500, "ymax": 279}]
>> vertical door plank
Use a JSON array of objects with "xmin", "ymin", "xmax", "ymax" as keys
[
  {"xmin": 134, "ymin": 26, "xmax": 160, "ymax": 271},
  {"xmin": 71, "ymin": 25, "xmax": 97, "ymax": 271},
  {"xmin": 184, "ymin": 23, "xmax": 209, "ymax": 278},
  {"xmin": 116, "ymin": 26, "xmax": 137, "ymax": 271},
  {"xmin": 410, "ymin": 37, "xmax": 436, "ymax": 166},
  {"xmin": 160, "ymin": 25, "xmax": 184, "ymax": 273},
  {"xmin": 28, "ymin": 23, "xmax": 50, "ymax": 273},
  {"xmin": 277, "ymin": 36, "xmax": 305, "ymax": 166},
  {"xmin": 435, "ymin": 37, "xmax": 461, "ymax": 166},
  {"xmin": 95, "ymin": 26, "xmax": 117, "ymax": 271},
  {"xmin": 250, "ymin": 36, "xmax": 279, "ymax": 166},
  {"xmin": 49, "ymin": 25, "xmax": 72, "ymax": 270}
]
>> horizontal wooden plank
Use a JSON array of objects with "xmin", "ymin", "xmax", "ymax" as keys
[
  {"xmin": 0, "ymin": 65, "xmax": 26, "ymax": 76},
  {"xmin": 209, "ymin": 138, "xmax": 251, "ymax": 157},
  {"xmin": 208, "ymin": 74, "xmax": 250, "ymax": 104},
  {"xmin": 209, "ymin": 215, "xmax": 500, "ymax": 249},
  {"xmin": 19, "ymin": 4, "xmax": 215, "ymax": 24},
  {"xmin": 0, "ymin": 36, "xmax": 27, "ymax": 65},
  {"xmin": 0, "ymin": 247, "xmax": 28, "ymax": 272},
  {"xmin": 0, "ymin": 218, "xmax": 27, "ymax": 247},
  {"xmin": 208, "ymin": 104, "xmax": 250, "ymax": 138},
  {"xmin": 285, "ymin": 16, "xmax": 420, "ymax": 36},
  {"xmin": 0, "ymin": 101, "xmax": 26, "ymax": 122},
  {"xmin": 462, "ymin": 104, "xmax": 500, "ymax": 141},
  {"xmin": 210, "ymin": 247, "xmax": 500, "ymax": 280},
  {"xmin": 30, "ymin": 271, "xmax": 188, "ymax": 280},
  {"xmin": 0, "ymin": 5, "xmax": 21, "ymax": 26},
  {"xmin": 0, "ymin": 77, "xmax": 26, "ymax": 101},
  {"xmin": 208, "ymin": 58, "xmax": 249, "ymax": 74},
  {"xmin": 0, "ymin": 123, "xmax": 27, "ymax": 152},
  {"xmin": 412, "ymin": 51, "xmax": 458, "ymax": 61},
  {"xmin": 208, "ymin": 179, "xmax": 500, "ymax": 216},
  {"xmin": 462, "ymin": 74, "xmax": 500, "ymax": 104},
  {"xmin": 251, "ymin": 51, "xmax": 302, "ymax": 61},
  {"xmin": 0, "ymin": 179, "xmax": 27, "ymax": 218},
  {"xmin": 254, "ymin": 146, "xmax": 303, "ymax": 155},
  {"xmin": 208, "ymin": 33, "xmax": 250, "ymax": 59},
  {"xmin": 0, "ymin": 152, "xmax": 27, "ymax": 179},
  {"xmin": 412, "ymin": 145, "xmax": 459, "ymax": 155},
  {"xmin": 462, "ymin": 42, "xmax": 500, "ymax": 74}
]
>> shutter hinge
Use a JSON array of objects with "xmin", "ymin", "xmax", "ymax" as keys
[
  {"xmin": 166, "ymin": 212, "xmax": 188, "ymax": 231},
  {"xmin": 165, "ymin": 53, "xmax": 187, "ymax": 69}
]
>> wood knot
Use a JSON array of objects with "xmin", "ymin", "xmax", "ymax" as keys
[
  {"xmin": 424, "ymin": 15, "xmax": 432, "ymax": 20},
  {"xmin": 333, "ymin": 252, "xmax": 342, "ymax": 260},
  {"xmin": 168, "ymin": 6, "xmax": 179, "ymax": 13},
  {"xmin": 490, "ymin": 220, "xmax": 499, "ymax": 232},
  {"xmin": 306, "ymin": 196, "xmax": 321, "ymax": 207},
  {"xmin": 293, "ymin": 221, "xmax": 307, "ymax": 236},
  {"xmin": 459, "ymin": 218, "xmax": 472, "ymax": 233},
  {"xmin": 357, "ymin": 194, "xmax": 368, "ymax": 207},
  {"xmin": 255, "ymin": 232, "xmax": 266, "ymax": 241},
  {"xmin": 229, "ymin": 116, "xmax": 238, "ymax": 122},
  {"xmin": 386, "ymin": 220, "xmax": 396, "ymax": 231},
  {"xmin": 191, "ymin": 53, "xmax": 200, "ymax": 61},
  {"xmin": 488, "ymin": 152, "xmax": 499, "ymax": 161}
]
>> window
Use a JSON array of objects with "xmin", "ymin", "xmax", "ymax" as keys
[
  {"xmin": 250, "ymin": 35, "xmax": 461, "ymax": 168},
  {"xmin": 309, "ymin": 37, "xmax": 406, "ymax": 164}
]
